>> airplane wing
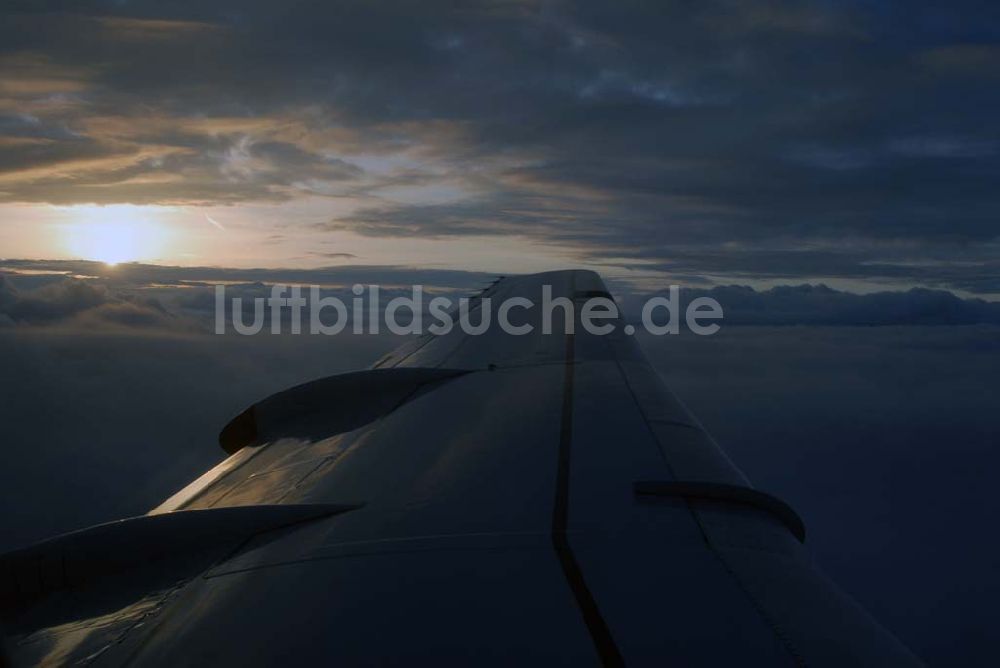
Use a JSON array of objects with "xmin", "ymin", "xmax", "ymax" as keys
[{"xmin": 0, "ymin": 270, "xmax": 921, "ymax": 666}]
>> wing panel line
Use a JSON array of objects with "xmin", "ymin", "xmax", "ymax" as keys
[{"xmin": 552, "ymin": 274, "xmax": 625, "ymax": 667}]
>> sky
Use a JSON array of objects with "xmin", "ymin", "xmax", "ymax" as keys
[
  {"xmin": 1, "ymin": 2, "xmax": 999, "ymax": 665},
  {"xmin": 0, "ymin": 0, "xmax": 998, "ymax": 294}
]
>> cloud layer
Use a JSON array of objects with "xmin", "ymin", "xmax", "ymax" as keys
[
  {"xmin": 1, "ymin": 1, "xmax": 998, "ymax": 290},
  {"xmin": 3, "ymin": 260, "xmax": 999, "ymax": 329}
]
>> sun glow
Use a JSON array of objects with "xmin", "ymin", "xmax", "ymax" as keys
[{"xmin": 61, "ymin": 205, "xmax": 172, "ymax": 265}]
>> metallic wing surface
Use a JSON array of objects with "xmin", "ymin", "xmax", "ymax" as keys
[{"xmin": 0, "ymin": 270, "xmax": 921, "ymax": 666}]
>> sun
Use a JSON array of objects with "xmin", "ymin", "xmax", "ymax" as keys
[{"xmin": 62, "ymin": 205, "xmax": 171, "ymax": 265}]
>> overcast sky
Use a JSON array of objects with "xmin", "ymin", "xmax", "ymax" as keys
[{"xmin": 0, "ymin": 1, "xmax": 997, "ymax": 294}]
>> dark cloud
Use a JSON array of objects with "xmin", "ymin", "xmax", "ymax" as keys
[
  {"xmin": 1, "ymin": 1, "xmax": 997, "ymax": 288},
  {"xmin": 307, "ymin": 252, "xmax": 358, "ymax": 260}
]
